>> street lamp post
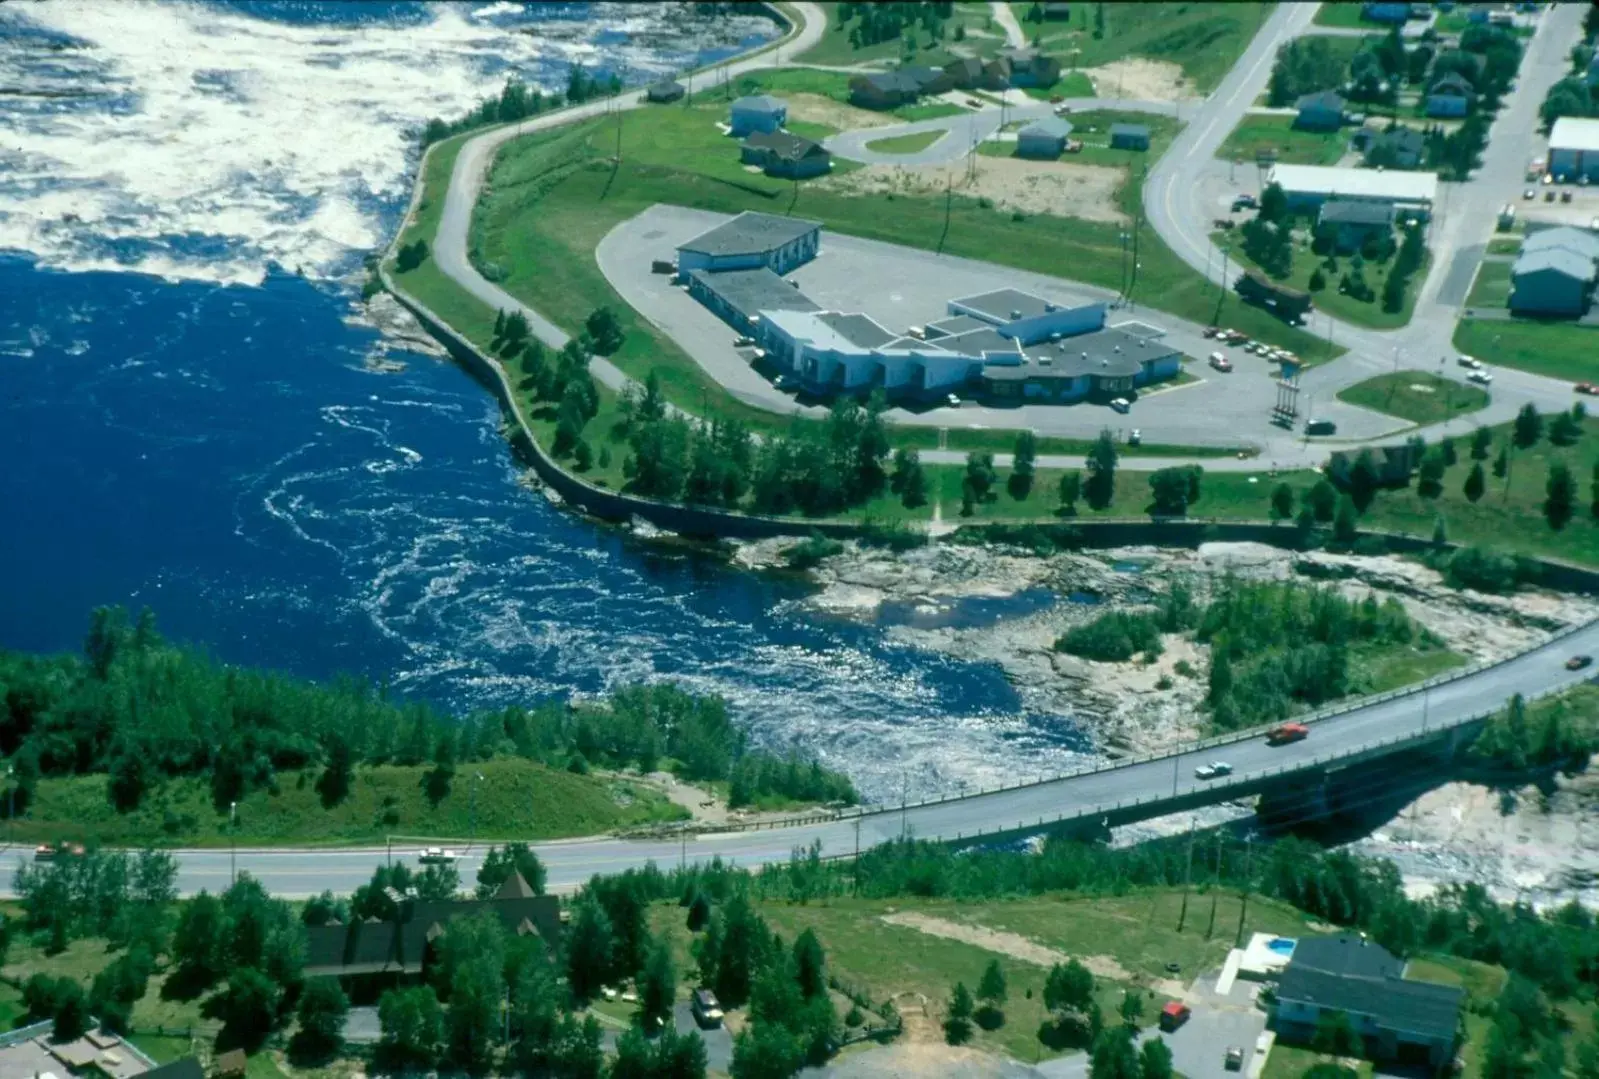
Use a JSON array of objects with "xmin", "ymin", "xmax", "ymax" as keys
[
  {"xmin": 6, "ymin": 766, "xmax": 12, "ymax": 851},
  {"xmin": 229, "ymin": 801, "xmax": 238, "ymax": 886},
  {"xmin": 470, "ymin": 772, "xmax": 485, "ymax": 849}
]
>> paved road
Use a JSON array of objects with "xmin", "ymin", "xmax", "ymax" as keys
[
  {"xmin": 992, "ymin": 0, "xmax": 1028, "ymax": 49},
  {"xmin": 36, "ymin": 617, "xmax": 1594, "ymax": 899}
]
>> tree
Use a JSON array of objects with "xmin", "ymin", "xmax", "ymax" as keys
[
  {"xmin": 944, "ymin": 982, "xmax": 974, "ymax": 1045},
  {"xmin": 1551, "ymin": 409, "xmax": 1583, "ymax": 446},
  {"xmin": 1547, "ymin": 461, "xmax": 1576, "ymax": 530},
  {"xmin": 1465, "ymin": 461, "xmax": 1486, "ymax": 502},
  {"xmin": 423, "ymin": 732, "xmax": 455, "ymax": 807},
  {"xmin": 377, "ymin": 986, "xmax": 444, "ymax": 1074},
  {"xmin": 315, "ymin": 733, "xmax": 354, "ymax": 808},
  {"xmin": 1432, "ymin": 515, "xmax": 1448, "ymax": 547},
  {"xmin": 1258, "ymin": 182, "xmax": 1288, "ymax": 225},
  {"xmin": 1471, "ymin": 426, "xmax": 1493, "ymax": 460},
  {"xmin": 1270, "ymin": 482, "xmax": 1295, "ymax": 522},
  {"xmin": 171, "ymin": 891, "xmax": 227, "ymax": 992},
  {"xmin": 1333, "ymin": 493, "xmax": 1359, "ymax": 543},
  {"xmin": 793, "ymin": 929, "xmax": 826, "ymax": 1001},
  {"xmin": 1149, "ymin": 466, "xmax": 1200, "ymax": 516},
  {"xmin": 219, "ymin": 967, "xmax": 281, "ymax": 1052},
  {"xmin": 1140, "ymin": 1037, "xmax": 1175, "ymax": 1079},
  {"xmin": 1089, "ymin": 1025, "xmax": 1141, "ymax": 1079},
  {"xmin": 584, "ymin": 306, "xmax": 624, "ymax": 354},
  {"xmin": 891, "ymin": 447, "xmax": 928, "ymax": 509},
  {"xmin": 550, "ymin": 1014, "xmax": 605, "ymax": 1079},
  {"xmin": 977, "ymin": 958, "xmax": 1007, "ymax": 1010},
  {"xmin": 1313, "ymin": 1009, "xmax": 1361, "ymax": 1058},
  {"xmin": 395, "ymin": 238, "xmax": 429, "ymax": 273},
  {"xmin": 1592, "ymin": 460, "xmax": 1599, "ymax": 519},
  {"xmin": 1309, "ymin": 479, "xmax": 1337, "ymax": 522},
  {"xmin": 1086, "ymin": 430, "xmax": 1118, "ymax": 510},
  {"xmin": 1117, "ymin": 988, "xmax": 1144, "ymax": 1027},
  {"xmin": 1058, "ymin": 470, "xmax": 1083, "ymax": 515},
  {"xmin": 565, "ymin": 897, "xmax": 615, "ymax": 1003},
  {"xmin": 1044, "ymin": 960, "xmax": 1095, "ymax": 1016},
  {"xmin": 1009, "ymin": 430, "xmax": 1037, "ymax": 499},
  {"xmin": 1514, "ymin": 403, "xmax": 1544, "ymax": 448},
  {"xmin": 640, "ymin": 936, "xmax": 677, "ymax": 1033},
  {"xmin": 1308, "ymin": 267, "xmax": 1327, "ymax": 292},
  {"xmin": 1417, "ymin": 448, "xmax": 1446, "ymax": 498},
  {"xmin": 732, "ymin": 1022, "xmax": 804, "ymax": 1079},
  {"xmin": 476, "ymin": 842, "xmax": 547, "ymax": 898},
  {"xmin": 964, "ymin": 451, "xmax": 997, "ymax": 503},
  {"xmin": 687, "ymin": 892, "xmax": 712, "ymax": 933},
  {"xmin": 1493, "ymin": 442, "xmax": 1510, "ymax": 479},
  {"xmin": 290, "ymin": 978, "xmax": 349, "ymax": 1065},
  {"xmin": 1347, "ymin": 451, "xmax": 1381, "ymax": 512}
]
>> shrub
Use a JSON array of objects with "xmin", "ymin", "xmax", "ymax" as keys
[{"xmin": 1055, "ymin": 611, "xmax": 1163, "ymax": 663}]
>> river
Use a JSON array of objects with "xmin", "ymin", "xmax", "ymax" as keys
[{"xmin": 0, "ymin": 0, "xmax": 1093, "ymax": 804}]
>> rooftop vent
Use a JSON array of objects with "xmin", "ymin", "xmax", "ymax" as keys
[
  {"xmin": 1114, "ymin": 345, "xmax": 1121, "ymax": 353},
  {"xmin": 1010, "ymin": 309, "xmax": 1022, "ymax": 319}
]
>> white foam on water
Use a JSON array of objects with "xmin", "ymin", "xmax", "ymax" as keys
[{"xmin": 0, "ymin": 0, "xmax": 772, "ymax": 287}]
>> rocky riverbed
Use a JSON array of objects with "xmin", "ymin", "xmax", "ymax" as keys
[{"xmin": 737, "ymin": 535, "xmax": 1599, "ymax": 905}]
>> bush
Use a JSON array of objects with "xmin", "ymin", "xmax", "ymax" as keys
[
  {"xmin": 1439, "ymin": 545, "xmax": 1540, "ymax": 594},
  {"xmin": 1054, "ymin": 611, "xmax": 1163, "ymax": 663},
  {"xmin": 785, "ymin": 532, "xmax": 845, "ymax": 570}
]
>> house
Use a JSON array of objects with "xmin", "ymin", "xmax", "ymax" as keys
[
  {"xmin": 645, "ymin": 79, "xmax": 685, "ymax": 104},
  {"xmin": 1272, "ymin": 934, "xmax": 1464, "ymax": 1070},
  {"xmin": 1426, "ymin": 72, "xmax": 1475, "ymax": 117},
  {"xmin": 728, "ymin": 94, "xmax": 786, "ymax": 136},
  {"xmin": 997, "ymin": 46, "xmax": 1061, "ymax": 88},
  {"xmin": 1360, "ymin": 1, "xmax": 1413, "ymax": 23},
  {"xmin": 943, "ymin": 56, "xmax": 986, "ymax": 89},
  {"xmin": 739, "ymin": 130, "xmax": 832, "ymax": 179},
  {"xmin": 903, "ymin": 64, "xmax": 954, "ymax": 95},
  {"xmin": 1016, "ymin": 116, "xmax": 1075, "ymax": 158},
  {"xmin": 303, "ymin": 872, "xmax": 561, "ymax": 978},
  {"xmin": 1110, "ymin": 123, "xmax": 1151, "ymax": 151},
  {"xmin": 1319, "ymin": 200, "xmax": 1397, "ymax": 253},
  {"xmin": 1549, "ymin": 117, "xmax": 1599, "ymax": 183},
  {"xmin": 1510, "ymin": 247, "xmax": 1597, "ymax": 317},
  {"xmin": 1523, "ymin": 225, "xmax": 1599, "ymax": 263},
  {"xmin": 850, "ymin": 72, "xmax": 919, "ymax": 110},
  {"xmin": 676, "ymin": 211, "xmax": 822, "ymax": 275},
  {"xmin": 1366, "ymin": 126, "xmax": 1426, "ymax": 168},
  {"xmin": 1042, "ymin": 2, "xmax": 1073, "ymax": 19},
  {"xmin": 1294, "ymin": 90, "xmax": 1346, "ymax": 131}
]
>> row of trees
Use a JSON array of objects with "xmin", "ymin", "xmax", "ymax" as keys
[
  {"xmin": 833, "ymin": 1, "xmax": 954, "ymax": 52},
  {"xmin": 419, "ymin": 67, "xmax": 622, "ymax": 150},
  {"xmin": 0, "ymin": 609, "xmax": 853, "ymax": 817}
]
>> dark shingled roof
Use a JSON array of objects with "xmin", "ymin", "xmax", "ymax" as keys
[
  {"xmin": 1430, "ymin": 72, "xmax": 1475, "ymax": 95},
  {"xmin": 677, "ymin": 211, "xmax": 821, "ymax": 258},
  {"xmin": 816, "ymin": 311, "xmax": 898, "ymax": 349},
  {"xmin": 687, "ymin": 267, "xmax": 820, "ymax": 324},
  {"xmin": 742, "ymin": 130, "xmax": 829, "ymax": 163},
  {"xmin": 953, "ymin": 287, "xmax": 1059, "ymax": 323},
  {"xmin": 1290, "ymin": 934, "xmax": 1404, "ymax": 979},
  {"xmin": 145, "ymin": 1058, "xmax": 207, "ymax": 1079},
  {"xmin": 304, "ymin": 873, "xmax": 560, "ymax": 978},
  {"xmin": 1319, "ymin": 200, "xmax": 1397, "ymax": 226},
  {"xmin": 1277, "ymin": 966, "xmax": 1464, "ymax": 1042},
  {"xmin": 1296, "ymin": 89, "xmax": 1346, "ymax": 111},
  {"xmin": 1110, "ymin": 122, "xmax": 1150, "ymax": 139}
]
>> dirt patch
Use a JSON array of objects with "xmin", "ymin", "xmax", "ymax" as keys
[
  {"xmin": 783, "ymin": 92, "xmax": 897, "ymax": 131},
  {"xmin": 823, "ymin": 1041, "xmax": 1028, "ymax": 1077},
  {"xmin": 1080, "ymin": 58, "xmax": 1191, "ymax": 102},
  {"xmin": 818, "ymin": 155, "xmax": 1127, "ymax": 224},
  {"xmin": 880, "ymin": 912, "xmax": 1131, "ymax": 979}
]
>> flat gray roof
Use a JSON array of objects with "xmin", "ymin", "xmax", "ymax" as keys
[
  {"xmin": 731, "ymin": 94, "xmax": 785, "ymax": 113},
  {"xmin": 954, "ymin": 288, "xmax": 1056, "ymax": 323},
  {"xmin": 1524, "ymin": 225, "xmax": 1599, "ymax": 262},
  {"xmin": 999, "ymin": 326, "xmax": 1181, "ymax": 379},
  {"xmin": 1110, "ymin": 122, "xmax": 1149, "ymax": 138},
  {"xmin": 816, "ymin": 311, "xmax": 898, "ymax": 349},
  {"xmin": 925, "ymin": 314, "xmax": 990, "ymax": 338},
  {"xmin": 687, "ymin": 267, "xmax": 820, "ymax": 323},
  {"xmin": 677, "ymin": 211, "xmax": 821, "ymax": 259},
  {"xmin": 939, "ymin": 326, "xmax": 1023, "ymax": 357}
]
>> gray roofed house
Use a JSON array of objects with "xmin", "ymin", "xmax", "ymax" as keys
[
  {"xmin": 1110, "ymin": 123, "xmax": 1151, "ymax": 150},
  {"xmin": 1290, "ymin": 934, "xmax": 1405, "ymax": 979},
  {"xmin": 1017, "ymin": 116, "xmax": 1075, "ymax": 158},
  {"xmin": 1524, "ymin": 225, "xmax": 1599, "ymax": 262},
  {"xmin": 728, "ymin": 94, "xmax": 787, "ymax": 136},
  {"xmin": 739, "ymin": 130, "xmax": 832, "ymax": 178},
  {"xmin": 645, "ymin": 79, "xmax": 685, "ymax": 103},
  {"xmin": 686, "ymin": 267, "xmax": 819, "ymax": 328},
  {"xmin": 1295, "ymin": 90, "xmax": 1346, "ymax": 131},
  {"xmin": 1510, "ymin": 247, "xmax": 1598, "ymax": 316},
  {"xmin": 1319, "ymin": 201, "xmax": 1398, "ymax": 226},
  {"xmin": 678, "ymin": 212, "xmax": 821, "ymax": 259},
  {"xmin": 1367, "ymin": 126, "xmax": 1426, "ymax": 168},
  {"xmin": 850, "ymin": 70, "xmax": 923, "ymax": 109},
  {"xmin": 1426, "ymin": 71, "xmax": 1475, "ymax": 117}
]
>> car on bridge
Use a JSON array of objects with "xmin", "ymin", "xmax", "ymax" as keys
[
  {"xmin": 418, "ymin": 847, "xmax": 458, "ymax": 865},
  {"xmin": 1567, "ymin": 654, "xmax": 1593, "ymax": 671},
  {"xmin": 1267, "ymin": 722, "xmax": 1308, "ymax": 746},
  {"xmin": 1576, "ymin": 383, "xmax": 1598, "ymax": 396},
  {"xmin": 1195, "ymin": 761, "xmax": 1233, "ymax": 780}
]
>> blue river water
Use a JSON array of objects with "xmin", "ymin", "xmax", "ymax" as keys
[{"xmin": 0, "ymin": 2, "xmax": 1091, "ymax": 801}]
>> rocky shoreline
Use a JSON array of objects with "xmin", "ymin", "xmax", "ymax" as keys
[{"xmin": 737, "ymin": 534, "xmax": 1599, "ymax": 905}]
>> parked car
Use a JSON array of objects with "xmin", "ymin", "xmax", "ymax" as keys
[
  {"xmin": 1524, "ymin": 188, "xmax": 1536, "ymax": 199},
  {"xmin": 1209, "ymin": 353, "xmax": 1233, "ymax": 371},
  {"xmin": 419, "ymin": 847, "xmax": 458, "ymax": 865},
  {"xmin": 1546, "ymin": 189, "xmax": 1557, "ymax": 202},
  {"xmin": 1468, "ymin": 369, "xmax": 1493, "ymax": 385},
  {"xmin": 692, "ymin": 989, "xmax": 724, "ymax": 1028},
  {"xmin": 733, "ymin": 335, "xmax": 754, "ymax": 347},
  {"xmin": 1226, "ymin": 1047, "xmax": 1245, "ymax": 1071},
  {"xmin": 1203, "ymin": 325, "xmax": 1221, "ymax": 338},
  {"xmin": 1231, "ymin": 194, "xmax": 1258, "ymax": 211},
  {"xmin": 1267, "ymin": 722, "xmax": 1309, "ymax": 746},
  {"xmin": 1128, "ymin": 429, "xmax": 1143, "ymax": 446},
  {"xmin": 1562, "ymin": 190, "xmax": 1574, "ymax": 203},
  {"xmin": 1195, "ymin": 761, "xmax": 1233, "ymax": 780},
  {"xmin": 1160, "ymin": 1002, "xmax": 1192, "ymax": 1030},
  {"xmin": 35, "ymin": 843, "xmax": 85, "ymax": 861},
  {"xmin": 946, "ymin": 393, "xmax": 962, "ymax": 407},
  {"xmin": 1568, "ymin": 655, "xmax": 1593, "ymax": 671},
  {"xmin": 1577, "ymin": 383, "xmax": 1599, "ymax": 395},
  {"xmin": 1109, "ymin": 397, "xmax": 1131, "ymax": 413},
  {"xmin": 1306, "ymin": 418, "xmax": 1337, "ymax": 435},
  {"xmin": 1457, "ymin": 355, "xmax": 1482, "ymax": 370},
  {"xmin": 774, "ymin": 374, "xmax": 793, "ymax": 390}
]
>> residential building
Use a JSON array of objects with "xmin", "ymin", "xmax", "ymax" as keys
[
  {"xmin": 0, "ymin": 1020, "xmax": 187, "ymax": 1079},
  {"xmin": 1042, "ymin": 2, "xmax": 1073, "ymax": 19},
  {"xmin": 903, "ymin": 64, "xmax": 953, "ymax": 95},
  {"xmin": 1361, "ymin": 1, "xmax": 1413, "ymax": 23},
  {"xmin": 1426, "ymin": 72, "xmax": 1475, "ymax": 117},
  {"xmin": 1366, "ymin": 126, "xmax": 1426, "ymax": 169},
  {"xmin": 1110, "ymin": 123, "xmax": 1152, "ymax": 151},
  {"xmin": 1266, "ymin": 163, "xmax": 1438, "ymax": 217},
  {"xmin": 728, "ymin": 94, "xmax": 786, "ymax": 136},
  {"xmin": 943, "ymin": 56, "xmax": 986, "ymax": 89},
  {"xmin": 739, "ymin": 130, "xmax": 832, "ymax": 178},
  {"xmin": 1510, "ymin": 247, "xmax": 1597, "ymax": 317},
  {"xmin": 1294, "ymin": 90, "xmax": 1346, "ymax": 131},
  {"xmin": 1016, "ymin": 116, "xmax": 1075, "ymax": 158},
  {"xmin": 1549, "ymin": 116, "xmax": 1599, "ymax": 182},
  {"xmin": 645, "ymin": 79, "xmax": 685, "ymax": 104},
  {"xmin": 1272, "ymin": 935, "xmax": 1464, "ymax": 1070},
  {"xmin": 997, "ymin": 46, "xmax": 1061, "ymax": 88},
  {"xmin": 1319, "ymin": 200, "xmax": 1397, "ymax": 253},
  {"xmin": 1524, "ymin": 225, "xmax": 1599, "ymax": 263},
  {"xmin": 675, "ymin": 211, "xmax": 821, "ymax": 275},
  {"xmin": 849, "ymin": 71, "xmax": 921, "ymax": 109},
  {"xmin": 304, "ymin": 872, "xmax": 561, "ymax": 979}
]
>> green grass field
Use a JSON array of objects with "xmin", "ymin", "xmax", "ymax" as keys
[
  {"xmin": 1486, "ymin": 236, "xmax": 1522, "ymax": 255},
  {"xmin": 1465, "ymin": 260, "xmax": 1514, "ymax": 310},
  {"xmin": 12, "ymin": 758, "xmax": 686, "ymax": 848},
  {"xmin": 864, "ymin": 129, "xmax": 949, "ymax": 154},
  {"xmin": 1312, "ymin": 2, "xmax": 1378, "ymax": 29},
  {"xmin": 1217, "ymin": 114, "xmax": 1348, "ymax": 167},
  {"xmin": 1455, "ymin": 319, "xmax": 1599, "ymax": 383},
  {"xmin": 694, "ymin": 67, "xmax": 966, "ymax": 124},
  {"xmin": 1033, "ymin": 2, "xmax": 1275, "ymax": 93},
  {"xmin": 1336, "ymin": 371, "xmax": 1490, "ymax": 427},
  {"xmin": 1217, "ymin": 231, "xmax": 1430, "ymax": 331},
  {"xmin": 797, "ymin": 2, "xmax": 1010, "ymax": 68}
]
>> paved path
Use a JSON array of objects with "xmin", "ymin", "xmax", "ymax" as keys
[{"xmin": 992, "ymin": 0, "xmax": 1028, "ymax": 49}]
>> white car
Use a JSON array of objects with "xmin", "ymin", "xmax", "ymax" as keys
[
  {"xmin": 1128, "ymin": 428, "xmax": 1142, "ymax": 445},
  {"xmin": 418, "ymin": 847, "xmax": 458, "ymax": 865},
  {"xmin": 1457, "ymin": 355, "xmax": 1482, "ymax": 370},
  {"xmin": 1195, "ymin": 761, "xmax": 1233, "ymax": 780},
  {"xmin": 946, "ymin": 393, "xmax": 962, "ymax": 407},
  {"xmin": 1468, "ymin": 369, "xmax": 1493, "ymax": 385},
  {"xmin": 1109, "ymin": 397, "xmax": 1131, "ymax": 413}
]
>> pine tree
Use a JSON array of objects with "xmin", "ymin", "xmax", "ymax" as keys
[
  {"xmin": 1470, "ymin": 426, "xmax": 1493, "ymax": 460},
  {"xmin": 1464, "ymin": 461, "xmax": 1485, "ymax": 503},
  {"xmin": 1546, "ymin": 460, "xmax": 1576, "ymax": 530}
]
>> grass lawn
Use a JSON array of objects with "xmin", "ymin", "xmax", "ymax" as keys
[
  {"xmin": 1486, "ymin": 236, "xmax": 1522, "ymax": 256},
  {"xmin": 1263, "ymin": 1043, "xmax": 1374, "ymax": 1079},
  {"xmin": 1033, "ymin": 2, "xmax": 1275, "ymax": 94},
  {"xmin": 863, "ymin": 129, "xmax": 950, "ymax": 154},
  {"xmin": 694, "ymin": 68, "xmax": 965, "ymax": 124},
  {"xmin": 1336, "ymin": 371, "xmax": 1490, "ymax": 427},
  {"xmin": 796, "ymin": 2, "xmax": 1010, "ymax": 68},
  {"xmin": 12, "ymin": 758, "xmax": 686, "ymax": 848},
  {"xmin": 983, "ymin": 110, "xmax": 1183, "ymax": 169},
  {"xmin": 1360, "ymin": 644, "xmax": 1466, "ymax": 693},
  {"xmin": 927, "ymin": 426, "xmax": 1253, "ymax": 459},
  {"xmin": 1455, "ymin": 319, "xmax": 1599, "ymax": 383},
  {"xmin": 1217, "ymin": 230, "xmax": 1430, "ymax": 331},
  {"xmin": 1312, "ymin": 2, "xmax": 1380, "ymax": 29},
  {"xmin": 1217, "ymin": 114, "xmax": 1347, "ymax": 167},
  {"xmin": 1019, "ymin": 72, "xmax": 1096, "ymax": 100},
  {"xmin": 1405, "ymin": 954, "xmax": 1506, "ymax": 1079},
  {"xmin": 1465, "ymin": 260, "xmax": 1513, "ymax": 310}
]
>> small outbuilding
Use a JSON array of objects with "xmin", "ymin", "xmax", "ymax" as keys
[
  {"xmin": 1425, "ymin": 72, "xmax": 1474, "ymax": 118},
  {"xmin": 1016, "ymin": 116, "xmax": 1075, "ymax": 159},
  {"xmin": 1042, "ymin": 2, "xmax": 1073, "ymax": 20},
  {"xmin": 728, "ymin": 94, "xmax": 787, "ymax": 137},
  {"xmin": 645, "ymin": 79, "xmax": 685, "ymax": 104},
  {"xmin": 1294, "ymin": 90, "xmax": 1346, "ymax": 131},
  {"xmin": 1109, "ymin": 123, "xmax": 1151, "ymax": 151},
  {"xmin": 739, "ymin": 130, "xmax": 832, "ymax": 179}
]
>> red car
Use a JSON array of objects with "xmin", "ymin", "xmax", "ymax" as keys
[
  {"xmin": 1568, "ymin": 655, "xmax": 1593, "ymax": 671},
  {"xmin": 1267, "ymin": 722, "xmax": 1309, "ymax": 746},
  {"xmin": 1577, "ymin": 383, "xmax": 1598, "ymax": 396}
]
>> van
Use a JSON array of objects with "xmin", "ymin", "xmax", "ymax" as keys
[
  {"xmin": 691, "ymin": 989, "xmax": 724, "ymax": 1028},
  {"xmin": 1160, "ymin": 1002, "xmax": 1192, "ymax": 1031},
  {"xmin": 1306, "ymin": 419, "xmax": 1336, "ymax": 436}
]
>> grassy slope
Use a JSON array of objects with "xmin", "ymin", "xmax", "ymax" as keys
[
  {"xmin": 1455, "ymin": 319, "xmax": 1599, "ymax": 383},
  {"xmin": 16, "ymin": 758, "xmax": 686, "ymax": 848},
  {"xmin": 1040, "ymin": 2, "xmax": 1276, "ymax": 94},
  {"xmin": 1337, "ymin": 371, "xmax": 1490, "ymax": 427},
  {"xmin": 796, "ymin": 2, "xmax": 1008, "ymax": 68}
]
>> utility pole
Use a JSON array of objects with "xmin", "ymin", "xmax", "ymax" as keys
[
  {"xmin": 229, "ymin": 801, "xmax": 238, "ymax": 887},
  {"xmin": 470, "ymin": 771, "xmax": 485, "ymax": 849},
  {"xmin": 1205, "ymin": 830, "xmax": 1222, "ymax": 939},
  {"xmin": 1171, "ymin": 752, "xmax": 1179, "ymax": 798},
  {"xmin": 1177, "ymin": 818, "xmax": 1195, "ymax": 932},
  {"xmin": 1235, "ymin": 835, "xmax": 1255, "ymax": 947},
  {"xmin": 900, "ymin": 771, "xmax": 909, "ymax": 839},
  {"xmin": 5, "ymin": 766, "xmax": 12, "ymax": 851}
]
